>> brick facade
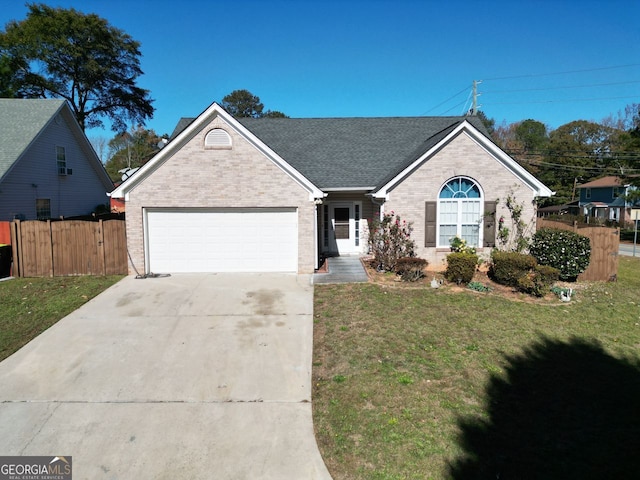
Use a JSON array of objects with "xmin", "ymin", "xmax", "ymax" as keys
[
  {"xmin": 125, "ymin": 115, "xmax": 317, "ymax": 274},
  {"xmin": 385, "ymin": 132, "xmax": 538, "ymax": 268}
]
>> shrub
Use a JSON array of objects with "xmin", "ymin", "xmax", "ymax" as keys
[
  {"xmin": 368, "ymin": 212, "xmax": 416, "ymax": 272},
  {"xmin": 468, "ymin": 281, "xmax": 491, "ymax": 293},
  {"xmin": 529, "ymin": 228, "xmax": 591, "ymax": 281},
  {"xmin": 516, "ymin": 264, "xmax": 560, "ymax": 297},
  {"xmin": 445, "ymin": 252, "xmax": 478, "ymax": 284},
  {"xmin": 488, "ymin": 251, "xmax": 537, "ymax": 287},
  {"xmin": 450, "ymin": 236, "xmax": 476, "ymax": 254},
  {"xmin": 395, "ymin": 257, "xmax": 428, "ymax": 282}
]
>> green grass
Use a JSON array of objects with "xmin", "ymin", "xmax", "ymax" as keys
[
  {"xmin": 0, "ymin": 275, "xmax": 123, "ymax": 361},
  {"xmin": 312, "ymin": 256, "xmax": 640, "ymax": 479}
]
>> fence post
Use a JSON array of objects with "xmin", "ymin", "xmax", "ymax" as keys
[
  {"xmin": 99, "ymin": 219, "xmax": 106, "ymax": 276},
  {"xmin": 10, "ymin": 220, "xmax": 20, "ymax": 277}
]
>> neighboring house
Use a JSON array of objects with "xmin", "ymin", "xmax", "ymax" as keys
[
  {"xmin": 578, "ymin": 176, "xmax": 638, "ymax": 225},
  {"xmin": 0, "ymin": 99, "xmax": 113, "ymax": 221},
  {"xmin": 110, "ymin": 102, "xmax": 552, "ymax": 275}
]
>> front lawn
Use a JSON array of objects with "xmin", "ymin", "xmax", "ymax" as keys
[
  {"xmin": 312, "ymin": 256, "xmax": 640, "ymax": 479},
  {"xmin": 0, "ymin": 275, "xmax": 123, "ymax": 361}
]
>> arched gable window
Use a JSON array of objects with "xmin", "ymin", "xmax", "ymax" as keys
[
  {"xmin": 438, "ymin": 177, "xmax": 483, "ymax": 247},
  {"xmin": 204, "ymin": 128, "xmax": 232, "ymax": 149}
]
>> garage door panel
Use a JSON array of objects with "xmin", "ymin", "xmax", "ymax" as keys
[{"xmin": 146, "ymin": 208, "xmax": 298, "ymax": 273}]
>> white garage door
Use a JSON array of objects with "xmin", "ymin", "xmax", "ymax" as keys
[{"xmin": 146, "ymin": 208, "xmax": 298, "ymax": 273}]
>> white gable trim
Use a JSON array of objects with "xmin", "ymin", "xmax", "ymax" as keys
[
  {"xmin": 372, "ymin": 120, "xmax": 554, "ymax": 199},
  {"xmin": 109, "ymin": 102, "xmax": 324, "ymax": 201}
]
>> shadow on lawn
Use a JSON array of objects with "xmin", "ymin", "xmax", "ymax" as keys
[{"xmin": 449, "ymin": 336, "xmax": 640, "ymax": 479}]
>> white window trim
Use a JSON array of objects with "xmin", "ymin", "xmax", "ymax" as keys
[
  {"xmin": 56, "ymin": 146, "xmax": 67, "ymax": 175},
  {"xmin": 436, "ymin": 177, "xmax": 484, "ymax": 248}
]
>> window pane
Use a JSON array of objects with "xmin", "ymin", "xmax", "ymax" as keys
[
  {"xmin": 461, "ymin": 200, "xmax": 481, "ymax": 223},
  {"xmin": 439, "ymin": 225, "xmax": 457, "ymax": 246},
  {"xmin": 36, "ymin": 198, "xmax": 51, "ymax": 220},
  {"xmin": 440, "ymin": 177, "xmax": 480, "ymax": 198},
  {"xmin": 439, "ymin": 200, "xmax": 458, "ymax": 224},
  {"xmin": 461, "ymin": 225, "xmax": 479, "ymax": 246}
]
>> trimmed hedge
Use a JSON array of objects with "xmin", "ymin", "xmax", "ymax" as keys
[
  {"xmin": 517, "ymin": 264, "xmax": 561, "ymax": 297},
  {"xmin": 488, "ymin": 251, "xmax": 537, "ymax": 287},
  {"xmin": 445, "ymin": 252, "xmax": 478, "ymax": 284},
  {"xmin": 395, "ymin": 257, "xmax": 428, "ymax": 282}
]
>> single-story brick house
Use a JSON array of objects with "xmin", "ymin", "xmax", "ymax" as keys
[{"xmin": 110, "ymin": 102, "xmax": 552, "ymax": 275}]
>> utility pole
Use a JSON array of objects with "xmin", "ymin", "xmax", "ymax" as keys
[{"xmin": 471, "ymin": 80, "xmax": 482, "ymax": 116}]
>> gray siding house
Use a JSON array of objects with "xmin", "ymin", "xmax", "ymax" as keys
[
  {"xmin": 111, "ymin": 102, "xmax": 552, "ymax": 275},
  {"xmin": 0, "ymin": 99, "xmax": 113, "ymax": 221}
]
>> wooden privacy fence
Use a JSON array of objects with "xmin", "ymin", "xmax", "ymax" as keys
[
  {"xmin": 537, "ymin": 219, "xmax": 619, "ymax": 282},
  {"xmin": 10, "ymin": 219, "xmax": 127, "ymax": 277}
]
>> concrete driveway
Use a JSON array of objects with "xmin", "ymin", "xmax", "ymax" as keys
[{"xmin": 0, "ymin": 273, "xmax": 332, "ymax": 479}]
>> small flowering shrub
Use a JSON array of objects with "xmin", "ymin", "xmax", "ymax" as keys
[
  {"xmin": 450, "ymin": 236, "xmax": 476, "ymax": 254},
  {"xmin": 529, "ymin": 228, "xmax": 591, "ymax": 281},
  {"xmin": 395, "ymin": 257, "xmax": 428, "ymax": 282},
  {"xmin": 445, "ymin": 252, "xmax": 478, "ymax": 284},
  {"xmin": 368, "ymin": 212, "xmax": 416, "ymax": 272}
]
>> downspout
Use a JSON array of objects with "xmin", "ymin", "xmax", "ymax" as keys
[
  {"xmin": 313, "ymin": 198, "xmax": 324, "ymax": 271},
  {"xmin": 368, "ymin": 194, "xmax": 386, "ymax": 220}
]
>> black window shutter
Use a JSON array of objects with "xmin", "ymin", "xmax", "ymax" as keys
[
  {"xmin": 484, "ymin": 201, "xmax": 497, "ymax": 247},
  {"xmin": 425, "ymin": 201, "xmax": 437, "ymax": 247}
]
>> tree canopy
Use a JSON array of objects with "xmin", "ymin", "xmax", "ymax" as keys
[
  {"xmin": 0, "ymin": 3, "xmax": 154, "ymax": 131},
  {"xmin": 103, "ymin": 126, "xmax": 162, "ymax": 182},
  {"xmin": 221, "ymin": 89, "xmax": 288, "ymax": 118},
  {"xmin": 491, "ymin": 105, "xmax": 640, "ymax": 207}
]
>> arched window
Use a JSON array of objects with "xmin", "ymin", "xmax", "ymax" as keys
[
  {"xmin": 438, "ymin": 177, "xmax": 483, "ymax": 247},
  {"xmin": 204, "ymin": 128, "xmax": 232, "ymax": 148}
]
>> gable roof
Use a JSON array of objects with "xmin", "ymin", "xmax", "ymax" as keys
[
  {"xmin": 123, "ymin": 103, "xmax": 552, "ymax": 199},
  {"xmin": 0, "ymin": 98, "xmax": 112, "ymax": 188},
  {"xmin": 0, "ymin": 99, "xmax": 66, "ymax": 181},
  {"xmin": 111, "ymin": 102, "xmax": 325, "ymax": 200},
  {"xmin": 171, "ymin": 115, "xmax": 489, "ymax": 190},
  {"xmin": 374, "ymin": 120, "xmax": 554, "ymax": 198},
  {"xmin": 578, "ymin": 176, "xmax": 625, "ymax": 188}
]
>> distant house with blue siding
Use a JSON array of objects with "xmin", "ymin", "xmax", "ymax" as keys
[
  {"xmin": 0, "ymin": 99, "xmax": 113, "ymax": 221},
  {"xmin": 578, "ymin": 176, "xmax": 638, "ymax": 225}
]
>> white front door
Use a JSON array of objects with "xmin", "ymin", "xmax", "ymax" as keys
[{"xmin": 328, "ymin": 202, "xmax": 361, "ymax": 254}]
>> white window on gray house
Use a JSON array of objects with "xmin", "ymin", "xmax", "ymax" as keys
[
  {"xmin": 36, "ymin": 198, "xmax": 51, "ymax": 220},
  {"xmin": 438, "ymin": 177, "xmax": 482, "ymax": 247},
  {"xmin": 585, "ymin": 188, "xmax": 591, "ymax": 199},
  {"xmin": 56, "ymin": 146, "xmax": 66, "ymax": 175},
  {"xmin": 204, "ymin": 128, "xmax": 232, "ymax": 149}
]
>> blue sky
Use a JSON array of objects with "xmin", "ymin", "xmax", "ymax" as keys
[{"xmin": 2, "ymin": 0, "xmax": 639, "ymax": 139}]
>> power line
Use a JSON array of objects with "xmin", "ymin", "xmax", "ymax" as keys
[
  {"xmin": 508, "ymin": 156, "xmax": 640, "ymax": 173},
  {"xmin": 488, "ymin": 95, "xmax": 639, "ymax": 106},
  {"xmin": 482, "ymin": 63, "xmax": 640, "ymax": 82},
  {"xmin": 422, "ymin": 85, "xmax": 469, "ymax": 114},
  {"xmin": 483, "ymin": 79, "xmax": 640, "ymax": 95}
]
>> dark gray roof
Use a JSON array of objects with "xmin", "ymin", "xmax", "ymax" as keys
[
  {"xmin": 0, "ymin": 99, "xmax": 66, "ymax": 181},
  {"xmin": 172, "ymin": 115, "xmax": 489, "ymax": 190}
]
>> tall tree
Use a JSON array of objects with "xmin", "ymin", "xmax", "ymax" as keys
[
  {"xmin": 221, "ymin": 89, "xmax": 264, "ymax": 118},
  {"xmin": 546, "ymin": 120, "xmax": 622, "ymax": 203},
  {"xmin": 221, "ymin": 89, "xmax": 288, "ymax": 118},
  {"xmin": 515, "ymin": 119, "xmax": 549, "ymax": 152},
  {"xmin": 104, "ymin": 126, "xmax": 162, "ymax": 182},
  {"xmin": 0, "ymin": 3, "xmax": 154, "ymax": 131}
]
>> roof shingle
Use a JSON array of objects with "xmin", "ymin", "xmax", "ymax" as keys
[
  {"xmin": 0, "ymin": 99, "xmax": 65, "ymax": 180},
  {"xmin": 172, "ymin": 115, "xmax": 488, "ymax": 189}
]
